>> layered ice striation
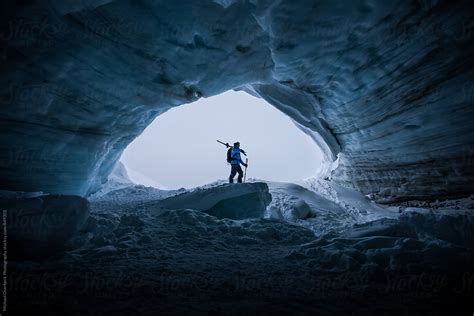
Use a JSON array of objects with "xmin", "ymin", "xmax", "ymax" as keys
[{"xmin": 0, "ymin": 0, "xmax": 473, "ymax": 202}]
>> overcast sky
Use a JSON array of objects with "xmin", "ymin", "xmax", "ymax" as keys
[{"xmin": 120, "ymin": 90, "xmax": 323, "ymax": 189}]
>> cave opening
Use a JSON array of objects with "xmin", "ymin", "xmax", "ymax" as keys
[
  {"xmin": 120, "ymin": 90, "xmax": 325, "ymax": 189},
  {"xmin": 3, "ymin": 1, "xmax": 474, "ymax": 313}
]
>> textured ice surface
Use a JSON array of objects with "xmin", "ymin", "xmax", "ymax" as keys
[{"xmin": 0, "ymin": 1, "xmax": 473, "ymax": 202}]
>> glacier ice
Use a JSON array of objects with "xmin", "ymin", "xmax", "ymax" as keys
[
  {"xmin": 2, "ymin": 0, "xmax": 474, "ymax": 313},
  {"xmin": 0, "ymin": 0, "xmax": 472, "ymax": 202}
]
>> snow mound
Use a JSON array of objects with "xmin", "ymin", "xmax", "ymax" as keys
[
  {"xmin": 91, "ymin": 161, "xmax": 134, "ymax": 197},
  {"xmin": 154, "ymin": 182, "xmax": 272, "ymax": 219},
  {"xmin": 91, "ymin": 184, "xmax": 181, "ymax": 205},
  {"xmin": 154, "ymin": 209, "xmax": 315, "ymax": 245},
  {"xmin": 285, "ymin": 209, "xmax": 474, "ymax": 276},
  {"xmin": 70, "ymin": 195, "xmax": 315, "ymax": 260},
  {"xmin": 124, "ymin": 165, "xmax": 168, "ymax": 190},
  {"xmin": 92, "ymin": 161, "xmax": 169, "ymax": 199},
  {"xmin": 267, "ymin": 180, "xmax": 399, "ymax": 236}
]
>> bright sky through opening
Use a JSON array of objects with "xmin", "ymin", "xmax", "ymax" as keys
[{"xmin": 121, "ymin": 90, "xmax": 323, "ymax": 189}]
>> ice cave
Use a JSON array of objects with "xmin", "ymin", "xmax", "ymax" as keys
[{"xmin": 1, "ymin": 0, "xmax": 473, "ymax": 315}]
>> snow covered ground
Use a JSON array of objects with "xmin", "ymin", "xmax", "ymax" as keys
[{"xmin": 8, "ymin": 170, "xmax": 474, "ymax": 315}]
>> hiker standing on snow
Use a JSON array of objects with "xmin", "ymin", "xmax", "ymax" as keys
[{"xmin": 228, "ymin": 142, "xmax": 248, "ymax": 183}]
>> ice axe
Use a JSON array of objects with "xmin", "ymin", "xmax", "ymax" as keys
[{"xmin": 244, "ymin": 158, "xmax": 248, "ymax": 182}]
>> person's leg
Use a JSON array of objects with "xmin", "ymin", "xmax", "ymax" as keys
[
  {"xmin": 229, "ymin": 165, "xmax": 237, "ymax": 183},
  {"xmin": 237, "ymin": 165, "xmax": 243, "ymax": 183}
]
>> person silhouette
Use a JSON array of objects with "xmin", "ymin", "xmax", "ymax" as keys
[{"xmin": 228, "ymin": 142, "xmax": 248, "ymax": 183}]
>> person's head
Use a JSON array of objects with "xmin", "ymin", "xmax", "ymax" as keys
[{"xmin": 234, "ymin": 142, "xmax": 240, "ymax": 148}]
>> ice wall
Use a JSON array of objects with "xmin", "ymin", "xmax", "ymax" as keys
[{"xmin": 0, "ymin": 0, "xmax": 473, "ymax": 202}]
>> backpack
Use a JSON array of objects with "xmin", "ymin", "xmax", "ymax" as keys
[{"xmin": 226, "ymin": 148, "xmax": 232, "ymax": 163}]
